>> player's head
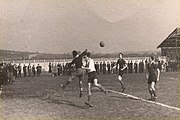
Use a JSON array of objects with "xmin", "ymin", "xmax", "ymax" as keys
[
  {"xmin": 72, "ymin": 50, "xmax": 78, "ymax": 58},
  {"xmin": 119, "ymin": 53, "xmax": 123, "ymax": 59},
  {"xmin": 86, "ymin": 52, "xmax": 91, "ymax": 57},
  {"xmin": 84, "ymin": 52, "xmax": 91, "ymax": 61}
]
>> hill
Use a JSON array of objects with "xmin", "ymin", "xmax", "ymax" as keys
[{"xmin": 0, "ymin": 49, "xmax": 160, "ymax": 61}]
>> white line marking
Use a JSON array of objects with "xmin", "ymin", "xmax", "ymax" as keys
[{"xmin": 108, "ymin": 90, "xmax": 180, "ymax": 111}]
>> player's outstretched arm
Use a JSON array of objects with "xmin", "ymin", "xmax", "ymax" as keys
[
  {"xmin": 79, "ymin": 49, "xmax": 88, "ymax": 57},
  {"xmin": 112, "ymin": 65, "xmax": 117, "ymax": 69},
  {"xmin": 145, "ymin": 68, "xmax": 149, "ymax": 79},
  {"xmin": 121, "ymin": 64, "xmax": 127, "ymax": 71}
]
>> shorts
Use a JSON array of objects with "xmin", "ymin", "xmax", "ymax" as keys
[
  {"xmin": 148, "ymin": 75, "xmax": 157, "ymax": 84},
  {"xmin": 118, "ymin": 70, "xmax": 124, "ymax": 77},
  {"xmin": 88, "ymin": 71, "xmax": 98, "ymax": 84},
  {"xmin": 71, "ymin": 68, "xmax": 85, "ymax": 78}
]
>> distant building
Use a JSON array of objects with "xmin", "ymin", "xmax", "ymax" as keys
[{"xmin": 157, "ymin": 28, "xmax": 180, "ymax": 60}]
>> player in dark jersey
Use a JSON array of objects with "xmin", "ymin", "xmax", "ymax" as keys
[
  {"xmin": 146, "ymin": 56, "xmax": 160, "ymax": 101},
  {"xmin": 60, "ymin": 49, "xmax": 87, "ymax": 98},
  {"xmin": 113, "ymin": 53, "xmax": 127, "ymax": 92}
]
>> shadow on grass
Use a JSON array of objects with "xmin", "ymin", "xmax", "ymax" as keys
[
  {"xmin": 43, "ymin": 98, "xmax": 89, "ymax": 109},
  {"xmin": 110, "ymin": 95, "xmax": 139, "ymax": 101}
]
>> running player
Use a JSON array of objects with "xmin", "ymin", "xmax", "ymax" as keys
[
  {"xmin": 60, "ymin": 49, "xmax": 87, "ymax": 98},
  {"xmin": 146, "ymin": 56, "xmax": 160, "ymax": 101},
  {"xmin": 113, "ymin": 53, "xmax": 127, "ymax": 92},
  {"xmin": 83, "ymin": 52, "xmax": 107, "ymax": 107}
]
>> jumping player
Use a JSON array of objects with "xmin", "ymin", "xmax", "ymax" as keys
[
  {"xmin": 83, "ymin": 52, "xmax": 107, "ymax": 107},
  {"xmin": 60, "ymin": 49, "xmax": 87, "ymax": 98},
  {"xmin": 146, "ymin": 56, "xmax": 160, "ymax": 101},
  {"xmin": 113, "ymin": 53, "xmax": 127, "ymax": 92}
]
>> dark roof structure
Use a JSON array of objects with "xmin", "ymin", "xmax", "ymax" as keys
[{"xmin": 157, "ymin": 28, "xmax": 180, "ymax": 48}]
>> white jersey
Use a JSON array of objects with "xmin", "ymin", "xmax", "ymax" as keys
[{"xmin": 87, "ymin": 58, "xmax": 96, "ymax": 72}]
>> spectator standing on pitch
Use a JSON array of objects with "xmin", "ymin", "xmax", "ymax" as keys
[
  {"xmin": 95, "ymin": 62, "xmax": 100, "ymax": 74},
  {"xmin": 59, "ymin": 63, "xmax": 63, "ymax": 75},
  {"xmin": 113, "ymin": 53, "xmax": 127, "ymax": 92},
  {"xmin": 107, "ymin": 62, "xmax": 111, "ymax": 74},
  {"xmin": 130, "ymin": 61, "xmax": 133, "ymax": 73},
  {"xmin": 36, "ymin": 64, "xmax": 42, "ymax": 77},
  {"xmin": 102, "ymin": 61, "xmax": 106, "ymax": 74},
  {"xmin": 100, "ymin": 62, "xmax": 103, "ymax": 74},
  {"xmin": 60, "ymin": 49, "xmax": 87, "ymax": 98},
  {"xmin": 146, "ymin": 56, "xmax": 160, "ymax": 101},
  {"xmin": 17, "ymin": 63, "xmax": 22, "ymax": 78},
  {"xmin": 83, "ymin": 52, "xmax": 107, "ymax": 107},
  {"xmin": 49, "ymin": 63, "xmax": 52, "ymax": 74},
  {"xmin": 13, "ymin": 64, "xmax": 18, "ymax": 78},
  {"xmin": 57, "ymin": 63, "xmax": 60, "ymax": 76},
  {"xmin": 23, "ymin": 64, "xmax": 27, "ymax": 77},
  {"xmin": 134, "ymin": 61, "xmax": 138, "ymax": 73},
  {"xmin": 142, "ymin": 60, "xmax": 145, "ymax": 73},
  {"xmin": 8, "ymin": 62, "xmax": 15, "ymax": 84},
  {"xmin": 139, "ymin": 61, "xmax": 142, "ymax": 73},
  {"xmin": 27, "ymin": 63, "xmax": 31, "ymax": 77},
  {"xmin": 52, "ymin": 63, "xmax": 57, "ymax": 76},
  {"xmin": 32, "ymin": 65, "xmax": 36, "ymax": 77},
  {"xmin": 62, "ymin": 63, "xmax": 65, "ymax": 75}
]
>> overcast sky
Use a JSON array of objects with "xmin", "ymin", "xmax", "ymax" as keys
[{"xmin": 0, "ymin": 0, "xmax": 179, "ymax": 54}]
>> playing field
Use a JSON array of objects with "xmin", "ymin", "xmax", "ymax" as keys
[{"xmin": 0, "ymin": 72, "xmax": 179, "ymax": 120}]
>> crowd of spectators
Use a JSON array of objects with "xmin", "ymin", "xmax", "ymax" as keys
[
  {"xmin": 48, "ymin": 59, "xmax": 179, "ymax": 76},
  {"xmin": 0, "ymin": 59, "xmax": 179, "ymax": 95},
  {"xmin": 0, "ymin": 59, "xmax": 178, "ymax": 86}
]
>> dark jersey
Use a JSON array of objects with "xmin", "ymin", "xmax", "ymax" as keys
[
  {"xmin": 70, "ymin": 51, "xmax": 86, "ymax": 69},
  {"xmin": 117, "ymin": 59, "xmax": 126, "ymax": 75},
  {"xmin": 147, "ymin": 63, "xmax": 158, "ymax": 78},
  {"xmin": 117, "ymin": 59, "xmax": 126, "ymax": 70}
]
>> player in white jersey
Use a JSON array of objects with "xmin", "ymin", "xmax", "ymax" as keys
[{"xmin": 83, "ymin": 52, "xmax": 107, "ymax": 107}]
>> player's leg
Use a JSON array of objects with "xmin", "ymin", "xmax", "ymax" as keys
[
  {"xmin": 78, "ymin": 69, "xmax": 85, "ymax": 98},
  {"xmin": 151, "ymin": 82, "xmax": 157, "ymax": 99},
  {"xmin": 85, "ymin": 83, "xmax": 93, "ymax": 107},
  {"xmin": 78, "ymin": 75, "xmax": 83, "ymax": 98},
  {"xmin": 118, "ymin": 75, "xmax": 125, "ymax": 92},
  {"xmin": 94, "ymin": 79, "xmax": 106, "ymax": 94},
  {"xmin": 148, "ymin": 83, "xmax": 154, "ymax": 99}
]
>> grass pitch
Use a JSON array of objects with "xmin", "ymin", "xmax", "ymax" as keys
[{"xmin": 0, "ymin": 72, "xmax": 179, "ymax": 120}]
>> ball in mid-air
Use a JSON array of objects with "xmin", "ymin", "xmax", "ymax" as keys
[{"xmin": 100, "ymin": 41, "xmax": 105, "ymax": 47}]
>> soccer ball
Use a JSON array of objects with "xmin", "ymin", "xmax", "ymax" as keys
[{"xmin": 100, "ymin": 41, "xmax": 105, "ymax": 47}]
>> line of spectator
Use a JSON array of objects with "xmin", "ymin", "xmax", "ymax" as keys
[
  {"xmin": 47, "ymin": 60, "xmax": 179, "ymax": 76},
  {"xmin": 18, "ymin": 63, "xmax": 42, "ymax": 77},
  {"xmin": 1, "ymin": 60, "xmax": 178, "ymax": 83}
]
